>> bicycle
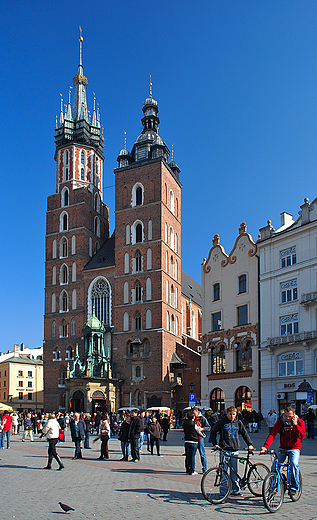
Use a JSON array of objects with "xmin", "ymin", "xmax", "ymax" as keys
[
  {"xmin": 201, "ymin": 447, "xmax": 269, "ymax": 504},
  {"xmin": 262, "ymin": 450, "xmax": 302, "ymax": 513}
]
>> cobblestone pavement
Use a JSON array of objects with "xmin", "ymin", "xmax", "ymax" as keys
[{"xmin": 1, "ymin": 427, "xmax": 317, "ymax": 520}]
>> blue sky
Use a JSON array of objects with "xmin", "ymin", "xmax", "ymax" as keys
[{"xmin": 1, "ymin": 1, "xmax": 317, "ymax": 352}]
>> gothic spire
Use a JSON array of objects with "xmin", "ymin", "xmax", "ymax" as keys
[{"xmin": 72, "ymin": 27, "xmax": 88, "ymax": 121}]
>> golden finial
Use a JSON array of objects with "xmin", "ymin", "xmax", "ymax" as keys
[
  {"xmin": 171, "ymin": 143, "xmax": 175, "ymax": 161},
  {"xmin": 79, "ymin": 25, "xmax": 83, "ymax": 42},
  {"xmin": 149, "ymin": 74, "xmax": 153, "ymax": 98},
  {"xmin": 124, "ymin": 130, "xmax": 127, "ymax": 150}
]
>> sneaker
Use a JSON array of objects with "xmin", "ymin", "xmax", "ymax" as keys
[
  {"xmin": 288, "ymin": 489, "xmax": 297, "ymax": 496},
  {"xmin": 191, "ymin": 471, "xmax": 198, "ymax": 475},
  {"xmin": 231, "ymin": 492, "xmax": 242, "ymax": 496}
]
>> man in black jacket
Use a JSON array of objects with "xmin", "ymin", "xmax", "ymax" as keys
[
  {"xmin": 129, "ymin": 409, "xmax": 142, "ymax": 462},
  {"xmin": 211, "ymin": 406, "xmax": 254, "ymax": 495},
  {"xmin": 70, "ymin": 413, "xmax": 86, "ymax": 459}
]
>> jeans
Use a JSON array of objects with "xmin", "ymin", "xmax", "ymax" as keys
[
  {"xmin": 74, "ymin": 436, "xmax": 82, "ymax": 458},
  {"xmin": 121, "ymin": 441, "xmax": 129, "ymax": 458},
  {"xmin": 221, "ymin": 451, "xmax": 239, "ymax": 494},
  {"xmin": 277, "ymin": 449, "xmax": 300, "ymax": 491},
  {"xmin": 184, "ymin": 441, "xmax": 198, "ymax": 474},
  {"xmin": 307, "ymin": 422, "xmax": 315, "ymax": 439},
  {"xmin": 139, "ymin": 431, "xmax": 145, "ymax": 451},
  {"xmin": 1, "ymin": 430, "xmax": 11, "ymax": 448},
  {"xmin": 130, "ymin": 436, "xmax": 140, "ymax": 461},
  {"xmin": 198, "ymin": 437, "xmax": 207, "ymax": 472},
  {"xmin": 150, "ymin": 437, "xmax": 160, "ymax": 455},
  {"xmin": 84, "ymin": 431, "xmax": 90, "ymax": 448},
  {"xmin": 47, "ymin": 439, "xmax": 63, "ymax": 468}
]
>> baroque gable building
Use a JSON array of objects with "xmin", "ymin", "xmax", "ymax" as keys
[{"xmin": 43, "ymin": 36, "xmax": 201, "ymax": 413}]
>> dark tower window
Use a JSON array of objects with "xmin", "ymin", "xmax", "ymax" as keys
[
  {"xmin": 81, "ymin": 168, "xmax": 85, "ymax": 180},
  {"xmin": 91, "ymin": 278, "xmax": 110, "ymax": 325},
  {"xmin": 62, "ymin": 291, "xmax": 68, "ymax": 312},
  {"xmin": 135, "ymin": 281, "xmax": 141, "ymax": 302},
  {"xmin": 136, "ymin": 366, "xmax": 141, "ymax": 378},
  {"xmin": 65, "ymin": 150, "xmax": 69, "ymax": 165},
  {"xmin": 136, "ymin": 186, "xmax": 142, "ymax": 206},
  {"xmin": 135, "ymin": 312, "xmax": 141, "ymax": 331},
  {"xmin": 61, "ymin": 238, "xmax": 68, "ymax": 258},
  {"xmin": 81, "ymin": 150, "xmax": 85, "ymax": 164},
  {"xmin": 61, "ymin": 265, "xmax": 68, "ymax": 284},
  {"xmin": 65, "ymin": 168, "xmax": 68, "ymax": 181},
  {"xmin": 64, "ymin": 190, "xmax": 69, "ymax": 206},
  {"xmin": 136, "ymin": 224, "xmax": 142, "ymax": 243},
  {"xmin": 63, "ymin": 213, "xmax": 68, "ymax": 231},
  {"xmin": 135, "ymin": 250, "xmax": 141, "ymax": 272}
]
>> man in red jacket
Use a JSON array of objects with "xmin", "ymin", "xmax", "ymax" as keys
[
  {"xmin": 260, "ymin": 406, "xmax": 305, "ymax": 495},
  {"xmin": 1, "ymin": 411, "xmax": 13, "ymax": 449}
]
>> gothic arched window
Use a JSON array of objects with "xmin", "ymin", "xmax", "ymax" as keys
[
  {"xmin": 135, "ymin": 250, "xmax": 142, "ymax": 272},
  {"xmin": 91, "ymin": 278, "xmax": 110, "ymax": 325},
  {"xmin": 136, "ymin": 224, "xmax": 142, "ymax": 243},
  {"xmin": 135, "ymin": 312, "xmax": 141, "ymax": 331},
  {"xmin": 136, "ymin": 186, "xmax": 142, "ymax": 206},
  {"xmin": 135, "ymin": 281, "xmax": 141, "ymax": 302}
]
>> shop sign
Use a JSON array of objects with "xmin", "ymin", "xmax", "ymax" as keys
[
  {"xmin": 280, "ymin": 352, "xmax": 300, "ymax": 361},
  {"xmin": 284, "ymin": 382, "xmax": 295, "ymax": 388}
]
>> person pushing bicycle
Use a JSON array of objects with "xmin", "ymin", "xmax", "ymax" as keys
[
  {"xmin": 211, "ymin": 406, "xmax": 255, "ymax": 495},
  {"xmin": 260, "ymin": 405, "xmax": 305, "ymax": 495}
]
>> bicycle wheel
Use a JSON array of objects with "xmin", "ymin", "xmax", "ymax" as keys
[
  {"xmin": 201, "ymin": 466, "xmax": 232, "ymax": 504},
  {"xmin": 289, "ymin": 471, "xmax": 302, "ymax": 502},
  {"xmin": 247, "ymin": 462, "xmax": 270, "ymax": 496},
  {"xmin": 262, "ymin": 472, "xmax": 284, "ymax": 512}
]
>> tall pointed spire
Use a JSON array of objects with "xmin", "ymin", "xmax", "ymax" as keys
[
  {"xmin": 92, "ymin": 92, "xmax": 97, "ymax": 126},
  {"xmin": 59, "ymin": 94, "xmax": 64, "ymax": 126},
  {"xmin": 72, "ymin": 26, "xmax": 88, "ymax": 121},
  {"xmin": 66, "ymin": 87, "xmax": 72, "ymax": 120}
]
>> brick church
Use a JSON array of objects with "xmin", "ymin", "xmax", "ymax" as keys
[{"xmin": 43, "ymin": 35, "xmax": 202, "ymax": 413}]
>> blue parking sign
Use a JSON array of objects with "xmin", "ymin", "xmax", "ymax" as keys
[{"xmin": 189, "ymin": 393, "xmax": 196, "ymax": 403}]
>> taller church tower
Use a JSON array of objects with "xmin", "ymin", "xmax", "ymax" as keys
[
  {"xmin": 113, "ymin": 82, "xmax": 182, "ymax": 408},
  {"xmin": 43, "ymin": 34, "xmax": 109, "ymax": 411}
]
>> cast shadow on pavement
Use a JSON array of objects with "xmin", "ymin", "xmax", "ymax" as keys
[
  {"xmin": 0, "ymin": 463, "xmax": 34, "ymax": 470},
  {"xmin": 116, "ymin": 487, "xmax": 204, "ymax": 506}
]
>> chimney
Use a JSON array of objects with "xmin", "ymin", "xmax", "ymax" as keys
[
  {"xmin": 20, "ymin": 343, "xmax": 24, "ymax": 351},
  {"xmin": 280, "ymin": 212, "xmax": 293, "ymax": 227},
  {"xmin": 14, "ymin": 344, "xmax": 20, "ymax": 357}
]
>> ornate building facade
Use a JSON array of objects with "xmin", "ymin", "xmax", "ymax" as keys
[
  {"xmin": 201, "ymin": 223, "xmax": 259, "ymax": 412},
  {"xmin": 43, "ymin": 36, "xmax": 201, "ymax": 412}
]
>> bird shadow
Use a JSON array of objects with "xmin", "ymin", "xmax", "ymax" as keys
[
  {"xmin": 116, "ymin": 487, "xmax": 204, "ymax": 506},
  {"xmin": 51, "ymin": 512, "xmax": 69, "ymax": 515}
]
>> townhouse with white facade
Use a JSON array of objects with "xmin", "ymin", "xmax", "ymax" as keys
[
  {"xmin": 258, "ymin": 198, "xmax": 317, "ymax": 416},
  {"xmin": 201, "ymin": 223, "xmax": 259, "ymax": 412}
]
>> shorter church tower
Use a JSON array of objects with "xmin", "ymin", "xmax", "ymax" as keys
[{"xmin": 43, "ymin": 32, "xmax": 110, "ymax": 412}]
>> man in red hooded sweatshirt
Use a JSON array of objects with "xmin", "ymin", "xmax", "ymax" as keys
[
  {"xmin": 1, "ymin": 411, "xmax": 12, "ymax": 449},
  {"xmin": 260, "ymin": 406, "xmax": 305, "ymax": 495}
]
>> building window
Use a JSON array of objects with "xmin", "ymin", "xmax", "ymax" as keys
[
  {"xmin": 123, "ymin": 312, "xmax": 129, "ymax": 331},
  {"xmin": 237, "ymin": 305, "xmax": 248, "ymax": 326},
  {"xmin": 147, "ymin": 248, "xmax": 152, "ymax": 270},
  {"xmin": 169, "ymin": 190, "xmax": 174, "ymax": 213},
  {"xmin": 94, "ymin": 193, "xmax": 100, "ymax": 212},
  {"xmin": 94, "ymin": 216, "xmax": 100, "ymax": 237},
  {"xmin": 213, "ymin": 283, "xmax": 220, "ymax": 301},
  {"xmin": 136, "ymin": 186, "xmax": 142, "ymax": 205},
  {"xmin": 135, "ymin": 312, "xmax": 141, "ymax": 331},
  {"xmin": 81, "ymin": 168, "xmax": 85, "ymax": 180},
  {"xmin": 135, "ymin": 281, "xmax": 142, "ymax": 303},
  {"xmin": 211, "ymin": 347, "xmax": 226, "ymax": 374},
  {"xmin": 71, "ymin": 318, "xmax": 76, "ymax": 336},
  {"xmin": 52, "ymin": 266, "xmax": 56, "ymax": 285},
  {"xmin": 81, "ymin": 150, "xmax": 85, "ymax": 164},
  {"xmin": 18, "ymin": 370, "xmax": 23, "ymax": 377},
  {"xmin": 60, "ymin": 237, "xmax": 68, "ymax": 258},
  {"xmin": 135, "ymin": 250, "xmax": 142, "ymax": 272},
  {"xmin": 146, "ymin": 278, "xmax": 152, "ymax": 300},
  {"xmin": 124, "ymin": 252, "xmax": 129, "ymax": 274},
  {"xmin": 18, "ymin": 392, "xmax": 23, "ymax": 400},
  {"xmin": 61, "ymin": 291, "xmax": 68, "ymax": 312},
  {"xmin": 236, "ymin": 340, "xmax": 252, "ymax": 371},
  {"xmin": 238, "ymin": 274, "xmax": 247, "ymax": 294},
  {"xmin": 212, "ymin": 312, "xmax": 221, "ymax": 331},
  {"xmin": 28, "ymin": 371, "xmax": 32, "ymax": 377},
  {"xmin": 210, "ymin": 387, "xmax": 225, "ymax": 412},
  {"xmin": 53, "ymin": 239, "xmax": 57, "ymax": 259},
  {"xmin": 280, "ymin": 314, "xmax": 299, "ymax": 335},
  {"xmin": 52, "ymin": 320, "xmax": 56, "ymax": 338},
  {"xmin": 91, "ymin": 278, "xmax": 110, "ymax": 325},
  {"xmin": 148, "ymin": 220, "xmax": 152, "ymax": 240},
  {"xmin": 127, "ymin": 340, "xmax": 133, "ymax": 356},
  {"xmin": 28, "ymin": 381, "xmax": 32, "ymax": 388},
  {"xmin": 72, "ymin": 235, "xmax": 76, "ymax": 255},
  {"xmin": 146, "ymin": 309, "xmax": 152, "ymax": 329},
  {"xmin": 18, "ymin": 380, "xmax": 23, "ymax": 387},
  {"xmin": 136, "ymin": 224, "xmax": 142, "ymax": 243},
  {"xmin": 124, "ymin": 281, "xmax": 129, "ymax": 304},
  {"xmin": 61, "ymin": 212, "xmax": 68, "ymax": 231},
  {"xmin": 144, "ymin": 339, "xmax": 150, "ymax": 354},
  {"xmin": 126, "ymin": 224, "xmax": 130, "ymax": 245},
  {"xmin": 169, "ymin": 227, "xmax": 174, "ymax": 250},
  {"xmin": 136, "ymin": 366, "xmax": 141, "ymax": 378},
  {"xmin": 27, "ymin": 393, "xmax": 33, "ymax": 401},
  {"xmin": 280, "ymin": 246, "xmax": 297, "ymax": 268},
  {"xmin": 278, "ymin": 352, "xmax": 303, "ymax": 377},
  {"xmin": 281, "ymin": 280, "xmax": 298, "ymax": 303},
  {"xmin": 61, "ymin": 265, "xmax": 68, "ymax": 284},
  {"xmin": 52, "ymin": 293, "xmax": 56, "ymax": 313}
]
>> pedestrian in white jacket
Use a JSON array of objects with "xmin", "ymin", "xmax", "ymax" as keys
[{"xmin": 42, "ymin": 414, "xmax": 64, "ymax": 470}]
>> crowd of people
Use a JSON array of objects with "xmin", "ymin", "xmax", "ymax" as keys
[{"xmin": 0, "ymin": 405, "xmax": 315, "ymax": 492}]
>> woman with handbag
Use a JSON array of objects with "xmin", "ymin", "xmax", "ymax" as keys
[
  {"xmin": 94, "ymin": 413, "xmax": 110, "ymax": 459},
  {"xmin": 42, "ymin": 413, "xmax": 64, "ymax": 470}
]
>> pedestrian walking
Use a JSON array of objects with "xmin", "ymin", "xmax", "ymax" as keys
[
  {"xmin": 69, "ymin": 412, "xmax": 86, "ymax": 459},
  {"xmin": 182, "ymin": 411, "xmax": 199, "ymax": 475},
  {"xmin": 22, "ymin": 413, "xmax": 34, "ymax": 442},
  {"xmin": 129, "ymin": 409, "xmax": 142, "ymax": 462},
  {"xmin": 118, "ymin": 415, "xmax": 130, "ymax": 460},
  {"xmin": 1, "ymin": 411, "xmax": 12, "ymax": 449},
  {"xmin": 149, "ymin": 416, "xmax": 162, "ymax": 456},
  {"xmin": 42, "ymin": 413, "xmax": 64, "ymax": 470},
  {"xmin": 161, "ymin": 415, "xmax": 170, "ymax": 441},
  {"xmin": 193, "ymin": 406, "xmax": 209, "ymax": 473}
]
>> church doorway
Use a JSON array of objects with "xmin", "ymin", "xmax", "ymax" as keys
[
  {"xmin": 92, "ymin": 390, "xmax": 107, "ymax": 414},
  {"xmin": 71, "ymin": 390, "xmax": 84, "ymax": 412}
]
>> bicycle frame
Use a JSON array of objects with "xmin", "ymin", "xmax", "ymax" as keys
[
  {"xmin": 216, "ymin": 448, "xmax": 254, "ymax": 488},
  {"xmin": 269, "ymin": 450, "xmax": 291, "ymax": 490}
]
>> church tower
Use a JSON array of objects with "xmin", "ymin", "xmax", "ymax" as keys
[
  {"xmin": 113, "ymin": 82, "xmax": 182, "ymax": 409},
  {"xmin": 43, "ymin": 32, "xmax": 110, "ymax": 411}
]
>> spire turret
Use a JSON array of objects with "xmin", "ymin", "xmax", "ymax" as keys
[{"xmin": 54, "ymin": 29, "xmax": 103, "ymax": 155}]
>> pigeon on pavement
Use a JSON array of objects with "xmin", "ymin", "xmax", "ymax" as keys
[{"xmin": 59, "ymin": 502, "xmax": 75, "ymax": 513}]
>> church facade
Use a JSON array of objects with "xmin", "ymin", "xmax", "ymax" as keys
[{"xmin": 43, "ymin": 36, "xmax": 201, "ymax": 413}]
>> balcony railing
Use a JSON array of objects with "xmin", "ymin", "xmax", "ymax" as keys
[
  {"xmin": 301, "ymin": 292, "xmax": 317, "ymax": 305},
  {"xmin": 269, "ymin": 330, "xmax": 317, "ymax": 347}
]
